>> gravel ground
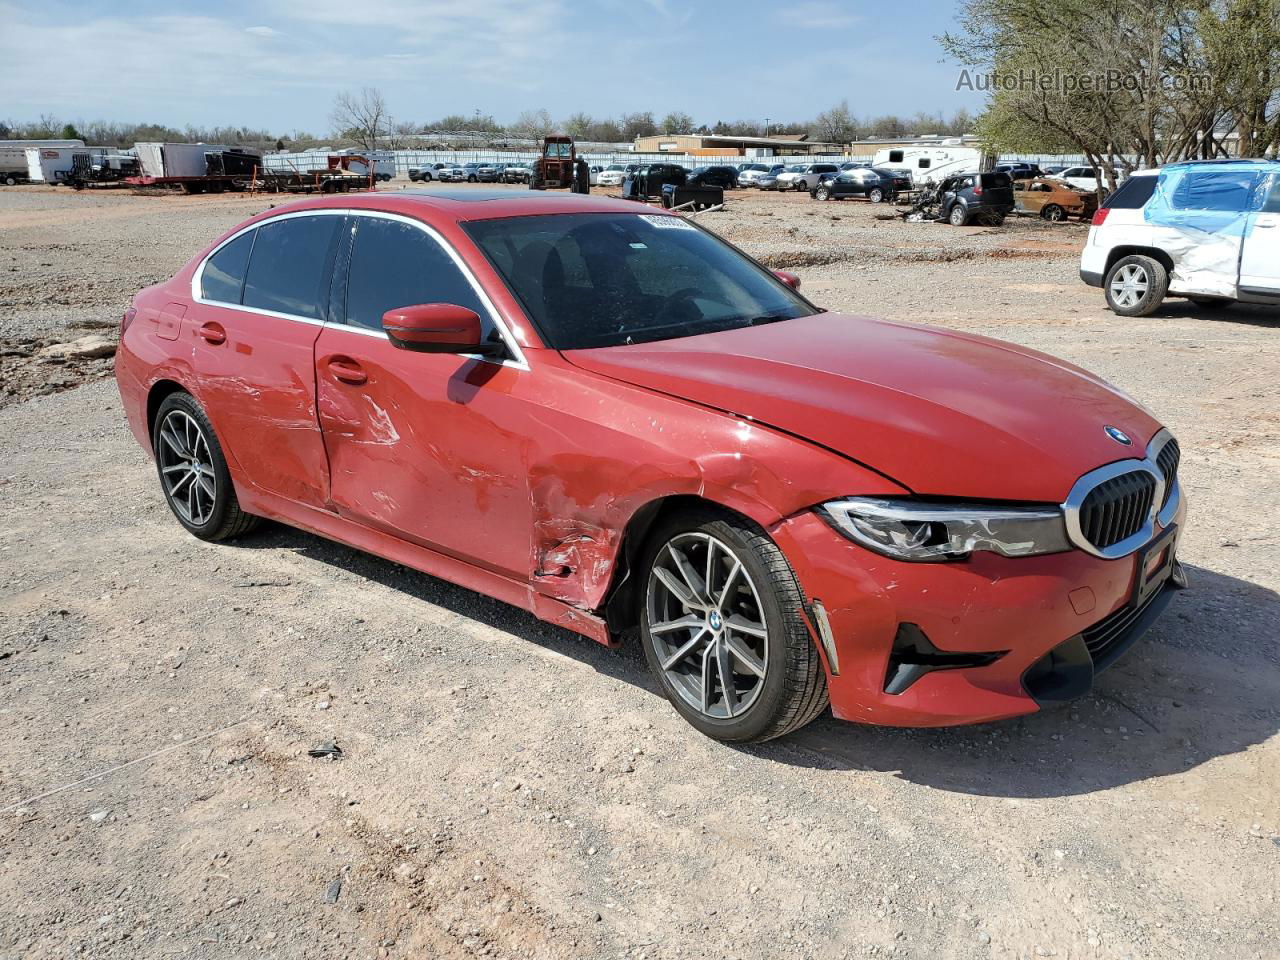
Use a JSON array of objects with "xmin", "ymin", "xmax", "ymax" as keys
[{"xmin": 0, "ymin": 182, "xmax": 1277, "ymax": 960}]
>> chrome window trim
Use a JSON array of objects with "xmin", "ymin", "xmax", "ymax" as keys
[
  {"xmin": 190, "ymin": 207, "xmax": 529, "ymax": 371},
  {"xmin": 1061, "ymin": 427, "xmax": 1180, "ymax": 559}
]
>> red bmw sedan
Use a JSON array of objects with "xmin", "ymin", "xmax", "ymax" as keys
[{"xmin": 115, "ymin": 190, "xmax": 1187, "ymax": 742}]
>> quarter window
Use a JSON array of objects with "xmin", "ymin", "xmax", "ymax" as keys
[
  {"xmin": 242, "ymin": 215, "xmax": 341, "ymax": 320},
  {"xmin": 344, "ymin": 217, "xmax": 488, "ymax": 333},
  {"xmin": 200, "ymin": 230, "xmax": 255, "ymax": 304}
]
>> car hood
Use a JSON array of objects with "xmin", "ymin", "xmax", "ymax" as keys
[{"xmin": 564, "ymin": 313, "xmax": 1161, "ymax": 502}]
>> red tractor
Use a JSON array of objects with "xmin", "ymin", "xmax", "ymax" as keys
[{"xmin": 530, "ymin": 136, "xmax": 589, "ymax": 192}]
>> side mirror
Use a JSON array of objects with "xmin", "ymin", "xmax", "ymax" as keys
[
  {"xmin": 381, "ymin": 304, "xmax": 500, "ymax": 355},
  {"xmin": 772, "ymin": 270, "xmax": 801, "ymax": 291}
]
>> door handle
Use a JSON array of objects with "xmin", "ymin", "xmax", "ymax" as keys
[
  {"xmin": 197, "ymin": 321, "xmax": 226, "ymax": 345},
  {"xmin": 327, "ymin": 357, "xmax": 367, "ymax": 385},
  {"xmin": 1256, "ymin": 219, "xmax": 1277, "ymax": 228}
]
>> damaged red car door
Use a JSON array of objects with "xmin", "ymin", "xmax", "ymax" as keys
[
  {"xmin": 313, "ymin": 213, "xmax": 533, "ymax": 578},
  {"xmin": 189, "ymin": 212, "xmax": 337, "ymax": 509}
]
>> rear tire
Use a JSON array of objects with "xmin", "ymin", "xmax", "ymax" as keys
[
  {"xmin": 152, "ymin": 393, "xmax": 261, "ymax": 542},
  {"xmin": 1105, "ymin": 255, "xmax": 1168, "ymax": 317},
  {"xmin": 639, "ymin": 507, "xmax": 829, "ymax": 743},
  {"xmin": 869, "ymin": 187, "xmax": 885, "ymax": 203}
]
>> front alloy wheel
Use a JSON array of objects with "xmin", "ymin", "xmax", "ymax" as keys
[{"xmin": 640, "ymin": 511, "xmax": 828, "ymax": 742}]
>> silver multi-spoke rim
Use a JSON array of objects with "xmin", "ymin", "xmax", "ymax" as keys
[
  {"xmin": 646, "ymin": 533, "xmax": 769, "ymax": 720},
  {"xmin": 156, "ymin": 410, "xmax": 216, "ymax": 526},
  {"xmin": 1110, "ymin": 263, "xmax": 1149, "ymax": 307}
]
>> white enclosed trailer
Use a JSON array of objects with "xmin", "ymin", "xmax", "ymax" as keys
[
  {"xmin": 24, "ymin": 146, "xmax": 106, "ymax": 183},
  {"xmin": 0, "ymin": 139, "xmax": 86, "ymax": 183},
  {"xmin": 872, "ymin": 143, "xmax": 985, "ymax": 185},
  {"xmin": 133, "ymin": 142, "xmax": 262, "ymax": 179}
]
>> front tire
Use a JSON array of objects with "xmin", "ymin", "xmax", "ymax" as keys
[
  {"xmin": 815, "ymin": 185, "xmax": 830, "ymax": 201},
  {"xmin": 152, "ymin": 393, "xmax": 260, "ymax": 542},
  {"xmin": 948, "ymin": 203, "xmax": 969, "ymax": 226},
  {"xmin": 640, "ymin": 508, "xmax": 829, "ymax": 743},
  {"xmin": 1041, "ymin": 204, "xmax": 1066, "ymax": 222},
  {"xmin": 1105, "ymin": 255, "xmax": 1168, "ymax": 316}
]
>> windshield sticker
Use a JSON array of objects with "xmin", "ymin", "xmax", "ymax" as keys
[{"xmin": 640, "ymin": 214, "xmax": 695, "ymax": 230}]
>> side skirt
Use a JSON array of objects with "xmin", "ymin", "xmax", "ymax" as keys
[{"xmin": 235, "ymin": 486, "xmax": 616, "ymax": 648}]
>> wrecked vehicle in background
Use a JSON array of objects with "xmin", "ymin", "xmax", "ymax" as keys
[
  {"xmin": 116, "ymin": 190, "xmax": 1185, "ymax": 743},
  {"xmin": 812, "ymin": 167, "xmax": 911, "ymax": 204},
  {"xmin": 904, "ymin": 171, "xmax": 1015, "ymax": 226},
  {"xmin": 1014, "ymin": 178, "xmax": 1098, "ymax": 221},
  {"xmin": 1081, "ymin": 159, "xmax": 1280, "ymax": 316}
]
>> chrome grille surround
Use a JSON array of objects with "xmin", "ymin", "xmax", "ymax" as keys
[{"xmin": 1062, "ymin": 428, "xmax": 1181, "ymax": 559}]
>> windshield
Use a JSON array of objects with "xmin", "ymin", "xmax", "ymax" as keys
[
  {"xmin": 464, "ymin": 213, "xmax": 817, "ymax": 350},
  {"xmin": 785, "ymin": 164, "xmax": 805, "ymax": 173},
  {"xmin": 606, "ymin": 164, "xmax": 624, "ymax": 171}
]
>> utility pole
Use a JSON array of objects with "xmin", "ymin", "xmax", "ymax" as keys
[{"xmin": 763, "ymin": 117, "xmax": 770, "ymax": 138}]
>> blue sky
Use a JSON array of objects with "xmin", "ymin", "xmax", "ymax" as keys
[{"xmin": 2, "ymin": 0, "xmax": 983, "ymax": 134}]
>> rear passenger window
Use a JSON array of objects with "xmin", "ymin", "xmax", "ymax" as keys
[
  {"xmin": 1262, "ymin": 175, "xmax": 1280, "ymax": 213},
  {"xmin": 344, "ymin": 217, "xmax": 487, "ymax": 332},
  {"xmin": 201, "ymin": 230, "xmax": 254, "ymax": 304},
  {"xmin": 1170, "ymin": 171, "xmax": 1264, "ymax": 212},
  {"xmin": 243, "ymin": 215, "xmax": 340, "ymax": 320},
  {"xmin": 1103, "ymin": 176, "xmax": 1158, "ymax": 209}
]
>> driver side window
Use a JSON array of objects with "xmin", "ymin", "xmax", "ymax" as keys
[{"xmin": 342, "ymin": 216, "xmax": 489, "ymax": 334}]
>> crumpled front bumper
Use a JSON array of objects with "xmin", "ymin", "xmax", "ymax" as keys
[{"xmin": 769, "ymin": 505, "xmax": 1185, "ymax": 728}]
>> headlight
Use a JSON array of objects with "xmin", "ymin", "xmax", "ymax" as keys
[{"xmin": 820, "ymin": 497, "xmax": 1071, "ymax": 562}]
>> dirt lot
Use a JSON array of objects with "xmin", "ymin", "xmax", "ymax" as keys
[{"xmin": 1, "ymin": 182, "xmax": 1277, "ymax": 960}]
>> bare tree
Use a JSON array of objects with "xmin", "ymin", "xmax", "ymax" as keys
[
  {"xmin": 660, "ymin": 111, "xmax": 695, "ymax": 134},
  {"xmin": 331, "ymin": 88, "xmax": 391, "ymax": 152},
  {"xmin": 509, "ymin": 108, "xmax": 556, "ymax": 140}
]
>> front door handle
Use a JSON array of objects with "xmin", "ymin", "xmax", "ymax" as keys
[
  {"xmin": 327, "ymin": 357, "xmax": 367, "ymax": 385},
  {"xmin": 197, "ymin": 321, "xmax": 226, "ymax": 345}
]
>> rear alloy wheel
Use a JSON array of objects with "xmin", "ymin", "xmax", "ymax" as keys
[
  {"xmin": 1041, "ymin": 204, "xmax": 1067, "ymax": 222},
  {"xmin": 153, "ymin": 393, "xmax": 260, "ymax": 541},
  {"xmin": 641, "ymin": 510, "xmax": 828, "ymax": 743},
  {"xmin": 1105, "ymin": 255, "xmax": 1168, "ymax": 317},
  {"xmin": 868, "ymin": 187, "xmax": 885, "ymax": 203}
]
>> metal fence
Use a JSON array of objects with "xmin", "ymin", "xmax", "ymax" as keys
[{"xmin": 262, "ymin": 148, "xmax": 1108, "ymax": 178}]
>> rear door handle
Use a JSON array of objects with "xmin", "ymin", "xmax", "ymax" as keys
[
  {"xmin": 197, "ymin": 321, "xmax": 226, "ymax": 345},
  {"xmin": 327, "ymin": 357, "xmax": 367, "ymax": 385}
]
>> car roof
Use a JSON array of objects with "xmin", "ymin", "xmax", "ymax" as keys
[{"xmin": 244, "ymin": 188, "xmax": 653, "ymax": 224}]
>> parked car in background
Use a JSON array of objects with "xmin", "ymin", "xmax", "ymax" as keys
[
  {"xmin": 1050, "ymin": 165, "xmax": 1115, "ymax": 193},
  {"xmin": 813, "ymin": 167, "xmax": 911, "ymax": 203},
  {"xmin": 408, "ymin": 163, "xmax": 448, "ymax": 183},
  {"xmin": 598, "ymin": 163, "xmax": 639, "ymax": 187},
  {"xmin": 839, "ymin": 161, "xmax": 871, "ymax": 172},
  {"xmin": 935, "ymin": 171, "xmax": 1016, "ymax": 225},
  {"xmin": 740, "ymin": 163, "xmax": 786, "ymax": 188},
  {"xmin": 687, "ymin": 165, "xmax": 740, "ymax": 189},
  {"xmin": 1081, "ymin": 158, "xmax": 1280, "ymax": 316},
  {"xmin": 116, "ymin": 189, "xmax": 1185, "ymax": 742},
  {"xmin": 1042, "ymin": 164, "xmax": 1069, "ymax": 176},
  {"xmin": 995, "ymin": 162, "xmax": 1043, "ymax": 181},
  {"xmin": 503, "ymin": 163, "xmax": 532, "ymax": 183},
  {"xmin": 736, "ymin": 162, "xmax": 772, "ymax": 183},
  {"xmin": 755, "ymin": 167, "xmax": 788, "ymax": 190},
  {"xmin": 775, "ymin": 162, "xmax": 841, "ymax": 192},
  {"xmin": 437, "ymin": 164, "xmax": 467, "ymax": 183},
  {"xmin": 1014, "ymin": 178, "xmax": 1097, "ymax": 221},
  {"xmin": 588, "ymin": 164, "xmax": 604, "ymax": 186}
]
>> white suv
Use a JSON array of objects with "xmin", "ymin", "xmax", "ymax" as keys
[
  {"xmin": 1080, "ymin": 159, "xmax": 1280, "ymax": 316},
  {"xmin": 774, "ymin": 162, "xmax": 841, "ymax": 192}
]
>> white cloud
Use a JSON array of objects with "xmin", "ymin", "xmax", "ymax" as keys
[
  {"xmin": 780, "ymin": 2, "xmax": 860, "ymax": 28},
  {"xmin": 245, "ymin": 25, "xmax": 280, "ymax": 37}
]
